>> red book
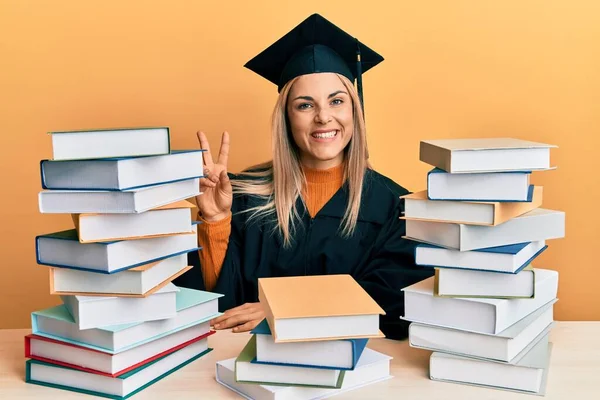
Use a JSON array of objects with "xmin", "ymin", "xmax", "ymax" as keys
[{"xmin": 25, "ymin": 326, "xmax": 215, "ymax": 377}]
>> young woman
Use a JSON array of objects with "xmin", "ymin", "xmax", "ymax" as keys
[{"xmin": 174, "ymin": 14, "xmax": 433, "ymax": 340}]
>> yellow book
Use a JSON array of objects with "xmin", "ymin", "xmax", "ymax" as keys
[{"xmin": 258, "ymin": 274, "xmax": 385, "ymax": 343}]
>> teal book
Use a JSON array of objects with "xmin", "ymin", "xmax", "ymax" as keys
[
  {"xmin": 31, "ymin": 287, "xmax": 222, "ymax": 353},
  {"xmin": 26, "ymin": 338, "xmax": 212, "ymax": 399}
]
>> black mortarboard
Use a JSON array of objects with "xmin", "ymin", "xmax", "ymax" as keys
[{"xmin": 244, "ymin": 13, "xmax": 384, "ymax": 109}]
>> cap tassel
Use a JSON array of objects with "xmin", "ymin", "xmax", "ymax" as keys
[{"xmin": 355, "ymin": 38, "xmax": 364, "ymax": 114}]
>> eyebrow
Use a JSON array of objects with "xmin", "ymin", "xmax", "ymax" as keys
[{"xmin": 292, "ymin": 90, "xmax": 348, "ymax": 101}]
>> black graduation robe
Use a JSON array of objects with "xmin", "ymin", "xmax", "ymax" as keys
[{"xmin": 173, "ymin": 168, "xmax": 434, "ymax": 340}]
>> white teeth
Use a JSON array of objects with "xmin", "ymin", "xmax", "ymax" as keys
[{"xmin": 312, "ymin": 130, "xmax": 337, "ymax": 139}]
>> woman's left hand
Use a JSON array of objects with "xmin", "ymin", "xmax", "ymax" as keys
[{"xmin": 210, "ymin": 302, "xmax": 265, "ymax": 333}]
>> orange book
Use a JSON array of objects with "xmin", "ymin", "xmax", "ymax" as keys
[
  {"xmin": 401, "ymin": 186, "xmax": 543, "ymax": 226},
  {"xmin": 258, "ymin": 274, "xmax": 385, "ymax": 343}
]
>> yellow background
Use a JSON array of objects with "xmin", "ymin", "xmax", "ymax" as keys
[{"xmin": 0, "ymin": 1, "xmax": 598, "ymax": 328}]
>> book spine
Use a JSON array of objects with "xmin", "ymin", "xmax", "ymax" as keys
[{"xmin": 420, "ymin": 142, "xmax": 452, "ymax": 172}]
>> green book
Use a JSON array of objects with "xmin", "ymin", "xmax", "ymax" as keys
[{"xmin": 234, "ymin": 335, "xmax": 345, "ymax": 388}]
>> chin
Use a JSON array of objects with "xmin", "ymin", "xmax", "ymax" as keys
[{"xmin": 311, "ymin": 152, "xmax": 343, "ymax": 162}]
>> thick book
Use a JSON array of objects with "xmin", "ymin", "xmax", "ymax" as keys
[
  {"xmin": 49, "ymin": 126, "xmax": 170, "ymax": 161},
  {"xmin": 408, "ymin": 299, "xmax": 555, "ymax": 362},
  {"xmin": 235, "ymin": 335, "xmax": 345, "ymax": 388},
  {"xmin": 31, "ymin": 287, "xmax": 222, "ymax": 353},
  {"xmin": 258, "ymin": 275, "xmax": 385, "ymax": 343},
  {"xmin": 401, "ymin": 186, "xmax": 542, "ymax": 226},
  {"xmin": 419, "ymin": 138, "xmax": 556, "ymax": 173},
  {"xmin": 41, "ymin": 150, "xmax": 204, "ymax": 190},
  {"xmin": 217, "ymin": 348, "xmax": 392, "ymax": 400},
  {"xmin": 402, "ymin": 268, "xmax": 558, "ymax": 334},
  {"xmin": 415, "ymin": 241, "xmax": 547, "ymax": 273},
  {"xmin": 251, "ymin": 319, "xmax": 368, "ymax": 370},
  {"xmin": 49, "ymin": 254, "xmax": 191, "ymax": 297},
  {"xmin": 26, "ymin": 338, "xmax": 212, "ymax": 399},
  {"xmin": 61, "ymin": 283, "xmax": 179, "ymax": 330},
  {"xmin": 434, "ymin": 266, "xmax": 536, "ymax": 298},
  {"xmin": 429, "ymin": 334, "xmax": 553, "ymax": 395},
  {"xmin": 73, "ymin": 200, "xmax": 195, "ymax": 243},
  {"xmin": 38, "ymin": 177, "xmax": 200, "ymax": 214},
  {"xmin": 427, "ymin": 168, "xmax": 533, "ymax": 201},
  {"xmin": 25, "ymin": 327, "xmax": 214, "ymax": 377},
  {"xmin": 36, "ymin": 224, "xmax": 199, "ymax": 274},
  {"xmin": 405, "ymin": 208, "xmax": 565, "ymax": 251}
]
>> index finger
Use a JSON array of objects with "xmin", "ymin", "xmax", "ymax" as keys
[
  {"xmin": 217, "ymin": 131, "xmax": 230, "ymax": 168},
  {"xmin": 197, "ymin": 131, "xmax": 214, "ymax": 167}
]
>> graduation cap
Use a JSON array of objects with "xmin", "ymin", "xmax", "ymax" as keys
[{"xmin": 244, "ymin": 13, "xmax": 384, "ymax": 110}]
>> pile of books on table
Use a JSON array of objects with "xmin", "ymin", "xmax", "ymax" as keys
[
  {"xmin": 401, "ymin": 138, "xmax": 565, "ymax": 396},
  {"xmin": 26, "ymin": 127, "xmax": 223, "ymax": 399},
  {"xmin": 216, "ymin": 275, "xmax": 393, "ymax": 400}
]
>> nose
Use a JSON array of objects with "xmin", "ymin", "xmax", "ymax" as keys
[{"xmin": 315, "ymin": 108, "xmax": 332, "ymax": 125}]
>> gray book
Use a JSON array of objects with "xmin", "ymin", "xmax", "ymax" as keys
[
  {"xmin": 404, "ymin": 208, "xmax": 565, "ymax": 251},
  {"xmin": 409, "ymin": 299, "xmax": 556, "ymax": 362},
  {"xmin": 430, "ymin": 333, "xmax": 553, "ymax": 395}
]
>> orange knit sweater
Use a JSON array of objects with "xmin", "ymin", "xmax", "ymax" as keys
[{"xmin": 197, "ymin": 164, "xmax": 345, "ymax": 291}]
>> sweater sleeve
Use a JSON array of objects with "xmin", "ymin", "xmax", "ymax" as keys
[{"xmin": 197, "ymin": 213, "xmax": 232, "ymax": 291}]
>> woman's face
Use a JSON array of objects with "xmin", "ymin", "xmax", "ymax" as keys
[{"xmin": 286, "ymin": 73, "xmax": 354, "ymax": 169}]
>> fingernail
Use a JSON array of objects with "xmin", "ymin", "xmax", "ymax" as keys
[
  {"xmin": 232, "ymin": 327, "xmax": 238, "ymax": 332},
  {"xmin": 214, "ymin": 324, "xmax": 220, "ymax": 329}
]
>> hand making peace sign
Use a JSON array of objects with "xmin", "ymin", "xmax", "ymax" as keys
[{"xmin": 195, "ymin": 131, "xmax": 233, "ymax": 222}]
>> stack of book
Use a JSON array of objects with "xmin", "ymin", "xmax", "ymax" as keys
[
  {"xmin": 400, "ymin": 138, "xmax": 565, "ymax": 395},
  {"xmin": 216, "ymin": 275, "xmax": 393, "ymax": 400},
  {"xmin": 27, "ymin": 127, "xmax": 223, "ymax": 399}
]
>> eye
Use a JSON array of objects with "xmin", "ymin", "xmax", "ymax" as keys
[
  {"xmin": 331, "ymin": 98, "xmax": 344, "ymax": 106},
  {"xmin": 297, "ymin": 102, "xmax": 313, "ymax": 110}
]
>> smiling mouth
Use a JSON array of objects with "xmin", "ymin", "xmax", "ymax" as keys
[{"xmin": 311, "ymin": 130, "xmax": 338, "ymax": 139}]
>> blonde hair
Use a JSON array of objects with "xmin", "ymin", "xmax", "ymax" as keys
[{"xmin": 231, "ymin": 74, "xmax": 369, "ymax": 247}]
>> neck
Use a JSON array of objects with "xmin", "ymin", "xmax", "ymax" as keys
[
  {"xmin": 302, "ymin": 163, "xmax": 345, "ymax": 184},
  {"xmin": 300, "ymin": 154, "xmax": 344, "ymax": 170}
]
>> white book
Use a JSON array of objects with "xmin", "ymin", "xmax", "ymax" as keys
[
  {"xmin": 41, "ymin": 150, "xmax": 203, "ymax": 190},
  {"xmin": 405, "ymin": 208, "xmax": 565, "ymax": 251},
  {"xmin": 49, "ymin": 127, "xmax": 170, "ymax": 161},
  {"xmin": 38, "ymin": 178, "xmax": 200, "ymax": 214},
  {"xmin": 216, "ymin": 348, "xmax": 392, "ymax": 400},
  {"xmin": 427, "ymin": 169, "xmax": 532, "ymax": 201},
  {"xmin": 26, "ymin": 338, "xmax": 211, "ymax": 398},
  {"xmin": 419, "ymin": 138, "xmax": 556, "ymax": 173},
  {"xmin": 409, "ymin": 299, "xmax": 555, "ymax": 362},
  {"xmin": 50, "ymin": 254, "xmax": 189, "ymax": 296},
  {"xmin": 415, "ymin": 240, "xmax": 547, "ymax": 273},
  {"xmin": 430, "ymin": 335, "xmax": 552, "ymax": 395},
  {"xmin": 436, "ymin": 267, "xmax": 535, "ymax": 298},
  {"xmin": 61, "ymin": 283, "xmax": 179, "ymax": 330},
  {"xmin": 73, "ymin": 200, "xmax": 195, "ymax": 243},
  {"xmin": 27, "ymin": 323, "xmax": 211, "ymax": 376},
  {"xmin": 402, "ymin": 268, "xmax": 558, "ymax": 334},
  {"xmin": 36, "ymin": 224, "xmax": 198, "ymax": 273},
  {"xmin": 31, "ymin": 288, "xmax": 222, "ymax": 353}
]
